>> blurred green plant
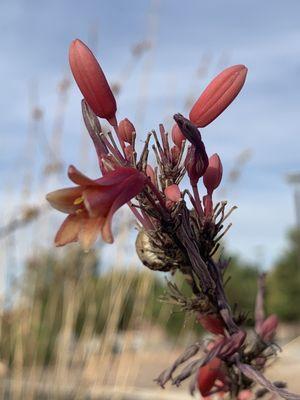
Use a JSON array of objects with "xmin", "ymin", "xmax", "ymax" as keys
[
  {"xmin": 224, "ymin": 255, "xmax": 259, "ymax": 324},
  {"xmin": 266, "ymin": 229, "xmax": 300, "ymax": 321}
]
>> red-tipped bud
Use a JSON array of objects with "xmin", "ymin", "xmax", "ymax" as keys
[
  {"xmin": 119, "ymin": 118, "xmax": 135, "ymax": 144},
  {"xmin": 203, "ymin": 153, "xmax": 223, "ymax": 195},
  {"xmin": 190, "ymin": 65, "xmax": 248, "ymax": 127},
  {"xmin": 258, "ymin": 314, "xmax": 278, "ymax": 342},
  {"xmin": 185, "ymin": 145, "xmax": 209, "ymax": 186},
  {"xmin": 197, "ymin": 313, "xmax": 225, "ymax": 335},
  {"xmin": 146, "ymin": 164, "xmax": 156, "ymax": 185},
  {"xmin": 171, "ymin": 123, "xmax": 185, "ymax": 148},
  {"xmin": 164, "ymin": 184, "xmax": 181, "ymax": 203},
  {"xmin": 69, "ymin": 39, "xmax": 117, "ymax": 125}
]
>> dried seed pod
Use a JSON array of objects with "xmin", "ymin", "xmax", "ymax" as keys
[{"xmin": 135, "ymin": 229, "xmax": 187, "ymax": 272}]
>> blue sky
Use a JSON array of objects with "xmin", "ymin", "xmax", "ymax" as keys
[{"xmin": 1, "ymin": 0, "xmax": 300, "ymax": 270}]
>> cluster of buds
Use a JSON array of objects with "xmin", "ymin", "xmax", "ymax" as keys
[
  {"xmin": 156, "ymin": 274, "xmax": 292, "ymax": 400},
  {"xmin": 46, "ymin": 39, "xmax": 300, "ymax": 399}
]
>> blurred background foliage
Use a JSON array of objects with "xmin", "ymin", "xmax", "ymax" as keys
[
  {"xmin": 266, "ymin": 229, "xmax": 300, "ymax": 321},
  {"xmin": 1, "ymin": 229, "xmax": 299, "ymax": 373}
]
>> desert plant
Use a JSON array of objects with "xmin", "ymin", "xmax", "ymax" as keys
[{"xmin": 46, "ymin": 39, "xmax": 300, "ymax": 399}]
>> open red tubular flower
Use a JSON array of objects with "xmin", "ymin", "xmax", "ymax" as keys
[
  {"xmin": 189, "ymin": 65, "xmax": 248, "ymax": 127},
  {"xmin": 69, "ymin": 39, "xmax": 117, "ymax": 126},
  {"xmin": 203, "ymin": 153, "xmax": 223, "ymax": 195},
  {"xmin": 46, "ymin": 166, "xmax": 146, "ymax": 249},
  {"xmin": 197, "ymin": 357, "xmax": 222, "ymax": 397}
]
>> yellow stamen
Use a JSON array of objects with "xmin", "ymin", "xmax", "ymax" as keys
[{"xmin": 74, "ymin": 196, "xmax": 84, "ymax": 205}]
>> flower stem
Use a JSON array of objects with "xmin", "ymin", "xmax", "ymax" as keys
[
  {"xmin": 127, "ymin": 202, "xmax": 147, "ymax": 227},
  {"xmin": 192, "ymin": 184, "xmax": 204, "ymax": 218}
]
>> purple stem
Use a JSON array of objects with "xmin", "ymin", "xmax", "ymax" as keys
[
  {"xmin": 192, "ymin": 184, "xmax": 204, "ymax": 218},
  {"xmin": 100, "ymin": 134, "xmax": 126, "ymax": 164},
  {"xmin": 113, "ymin": 124, "xmax": 126, "ymax": 155},
  {"xmin": 147, "ymin": 180, "xmax": 169, "ymax": 214},
  {"xmin": 127, "ymin": 202, "xmax": 148, "ymax": 227}
]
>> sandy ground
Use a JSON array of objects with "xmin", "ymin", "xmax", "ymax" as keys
[
  {"xmin": 266, "ymin": 335, "xmax": 300, "ymax": 393},
  {"xmin": 82, "ymin": 336, "xmax": 300, "ymax": 398},
  {"xmin": 1, "ymin": 336, "xmax": 299, "ymax": 399}
]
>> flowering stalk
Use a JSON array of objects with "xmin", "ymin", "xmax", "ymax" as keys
[{"xmin": 46, "ymin": 40, "xmax": 300, "ymax": 400}]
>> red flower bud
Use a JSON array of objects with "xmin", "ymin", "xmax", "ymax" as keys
[
  {"xmin": 197, "ymin": 312, "xmax": 225, "ymax": 335},
  {"xmin": 69, "ymin": 39, "xmax": 117, "ymax": 125},
  {"xmin": 190, "ymin": 65, "xmax": 248, "ymax": 127},
  {"xmin": 164, "ymin": 184, "xmax": 181, "ymax": 203},
  {"xmin": 203, "ymin": 153, "xmax": 223, "ymax": 195},
  {"xmin": 171, "ymin": 123, "xmax": 185, "ymax": 148},
  {"xmin": 197, "ymin": 357, "xmax": 222, "ymax": 397},
  {"xmin": 258, "ymin": 314, "xmax": 278, "ymax": 342},
  {"xmin": 185, "ymin": 145, "xmax": 209, "ymax": 186},
  {"xmin": 119, "ymin": 118, "xmax": 135, "ymax": 144}
]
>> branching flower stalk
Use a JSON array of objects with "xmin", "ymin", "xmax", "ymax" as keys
[{"xmin": 46, "ymin": 39, "xmax": 300, "ymax": 400}]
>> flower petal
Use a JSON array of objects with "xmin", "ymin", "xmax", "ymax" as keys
[
  {"xmin": 46, "ymin": 187, "xmax": 83, "ymax": 213},
  {"xmin": 101, "ymin": 173, "xmax": 147, "ymax": 243},
  {"xmin": 54, "ymin": 214, "xmax": 82, "ymax": 246},
  {"xmin": 78, "ymin": 216, "xmax": 105, "ymax": 250},
  {"xmin": 94, "ymin": 167, "xmax": 139, "ymax": 186},
  {"xmin": 82, "ymin": 187, "xmax": 117, "ymax": 218},
  {"xmin": 68, "ymin": 165, "xmax": 97, "ymax": 186},
  {"xmin": 83, "ymin": 168, "xmax": 146, "ymax": 219}
]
